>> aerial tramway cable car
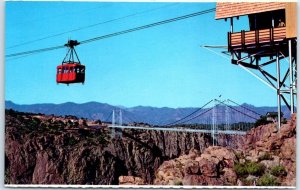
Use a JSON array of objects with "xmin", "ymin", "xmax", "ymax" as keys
[{"xmin": 56, "ymin": 40, "xmax": 85, "ymax": 85}]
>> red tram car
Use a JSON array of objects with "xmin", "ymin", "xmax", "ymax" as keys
[
  {"xmin": 56, "ymin": 40, "xmax": 85, "ymax": 85},
  {"xmin": 56, "ymin": 63, "xmax": 85, "ymax": 84}
]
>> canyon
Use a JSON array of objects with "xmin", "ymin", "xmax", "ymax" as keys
[{"xmin": 5, "ymin": 109, "xmax": 295, "ymax": 186}]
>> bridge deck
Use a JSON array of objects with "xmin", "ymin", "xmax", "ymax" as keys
[{"xmin": 108, "ymin": 125, "xmax": 247, "ymax": 135}]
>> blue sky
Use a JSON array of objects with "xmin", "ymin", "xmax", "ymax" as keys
[{"xmin": 5, "ymin": 2, "xmax": 279, "ymax": 108}]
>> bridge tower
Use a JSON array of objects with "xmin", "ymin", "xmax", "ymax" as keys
[
  {"xmin": 110, "ymin": 109, "xmax": 123, "ymax": 138},
  {"xmin": 212, "ymin": 99, "xmax": 221, "ymax": 146},
  {"xmin": 216, "ymin": 2, "xmax": 297, "ymax": 130}
]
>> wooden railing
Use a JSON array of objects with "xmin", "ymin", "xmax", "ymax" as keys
[{"xmin": 228, "ymin": 27, "xmax": 286, "ymax": 50}]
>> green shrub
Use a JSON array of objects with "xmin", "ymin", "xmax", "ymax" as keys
[
  {"xmin": 246, "ymin": 162, "xmax": 265, "ymax": 176},
  {"xmin": 271, "ymin": 165, "xmax": 287, "ymax": 177},
  {"xmin": 258, "ymin": 152, "xmax": 273, "ymax": 161},
  {"xmin": 234, "ymin": 161, "xmax": 265, "ymax": 177},
  {"xmin": 234, "ymin": 163, "xmax": 248, "ymax": 176},
  {"xmin": 241, "ymin": 178, "xmax": 255, "ymax": 186},
  {"xmin": 257, "ymin": 174, "xmax": 279, "ymax": 186}
]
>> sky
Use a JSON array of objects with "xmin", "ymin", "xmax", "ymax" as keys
[{"xmin": 5, "ymin": 1, "xmax": 283, "ymax": 108}]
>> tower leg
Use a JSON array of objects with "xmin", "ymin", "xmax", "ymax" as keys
[
  {"xmin": 289, "ymin": 40, "xmax": 295, "ymax": 114},
  {"xmin": 276, "ymin": 51, "xmax": 281, "ymax": 130}
]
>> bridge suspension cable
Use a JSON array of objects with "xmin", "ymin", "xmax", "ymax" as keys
[
  {"xmin": 174, "ymin": 99, "xmax": 226, "ymax": 125},
  {"xmin": 103, "ymin": 111, "xmax": 113, "ymax": 122},
  {"xmin": 227, "ymin": 99, "xmax": 262, "ymax": 116},
  {"xmin": 214, "ymin": 99, "xmax": 259, "ymax": 120},
  {"xmin": 164, "ymin": 99, "xmax": 214, "ymax": 126}
]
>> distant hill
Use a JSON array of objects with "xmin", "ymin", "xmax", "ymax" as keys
[{"xmin": 5, "ymin": 100, "xmax": 292, "ymax": 125}]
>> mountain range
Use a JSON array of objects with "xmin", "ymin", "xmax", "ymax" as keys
[{"xmin": 5, "ymin": 100, "xmax": 291, "ymax": 125}]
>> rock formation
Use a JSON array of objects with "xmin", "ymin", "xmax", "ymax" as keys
[
  {"xmin": 154, "ymin": 146, "xmax": 238, "ymax": 185},
  {"xmin": 5, "ymin": 109, "xmax": 296, "ymax": 186},
  {"xmin": 5, "ymin": 109, "xmax": 212, "ymax": 184},
  {"xmin": 154, "ymin": 114, "xmax": 296, "ymax": 186}
]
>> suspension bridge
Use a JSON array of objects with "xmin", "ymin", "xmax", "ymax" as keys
[{"xmin": 104, "ymin": 98, "xmax": 262, "ymax": 144}]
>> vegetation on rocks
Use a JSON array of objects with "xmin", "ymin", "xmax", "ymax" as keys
[
  {"xmin": 270, "ymin": 165, "xmax": 287, "ymax": 177},
  {"xmin": 257, "ymin": 174, "xmax": 279, "ymax": 186},
  {"xmin": 258, "ymin": 152, "xmax": 273, "ymax": 161},
  {"xmin": 234, "ymin": 161, "xmax": 265, "ymax": 177}
]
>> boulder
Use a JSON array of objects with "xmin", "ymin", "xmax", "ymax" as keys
[
  {"xmin": 182, "ymin": 175, "xmax": 207, "ymax": 185},
  {"xmin": 184, "ymin": 160, "xmax": 201, "ymax": 175},
  {"xmin": 119, "ymin": 176, "xmax": 145, "ymax": 185},
  {"xmin": 197, "ymin": 158, "xmax": 218, "ymax": 177},
  {"xmin": 280, "ymin": 137, "xmax": 296, "ymax": 162},
  {"xmin": 222, "ymin": 168, "xmax": 237, "ymax": 185}
]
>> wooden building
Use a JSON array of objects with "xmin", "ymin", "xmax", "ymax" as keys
[
  {"xmin": 216, "ymin": 2, "xmax": 296, "ymax": 51},
  {"xmin": 215, "ymin": 3, "xmax": 297, "ymax": 129}
]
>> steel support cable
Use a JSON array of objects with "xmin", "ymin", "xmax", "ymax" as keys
[
  {"xmin": 214, "ymin": 99, "xmax": 259, "ymax": 120},
  {"xmin": 6, "ymin": 53, "xmax": 36, "ymax": 62},
  {"xmin": 80, "ymin": 8, "xmax": 216, "ymax": 44},
  {"xmin": 7, "ymin": 3, "xmax": 180, "ymax": 49},
  {"xmin": 200, "ymin": 45, "xmax": 277, "ymax": 91},
  {"xmin": 227, "ymin": 99, "xmax": 262, "ymax": 116},
  {"xmin": 164, "ymin": 99, "xmax": 214, "ymax": 126},
  {"xmin": 6, "ymin": 8, "xmax": 215, "ymax": 59},
  {"xmin": 6, "ymin": 45, "xmax": 65, "ymax": 58},
  {"xmin": 202, "ymin": 45, "xmax": 227, "ymax": 49},
  {"xmin": 175, "ymin": 100, "xmax": 226, "ymax": 125},
  {"xmin": 8, "ymin": 4, "xmax": 111, "ymax": 33}
]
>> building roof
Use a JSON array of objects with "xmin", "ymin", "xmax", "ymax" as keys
[
  {"xmin": 266, "ymin": 112, "xmax": 284, "ymax": 116},
  {"xmin": 215, "ymin": 2, "xmax": 286, "ymax": 19}
]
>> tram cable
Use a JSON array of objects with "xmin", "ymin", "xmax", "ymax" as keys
[
  {"xmin": 6, "ymin": 7, "xmax": 216, "ymax": 58},
  {"xmin": 80, "ymin": 8, "xmax": 215, "ymax": 44},
  {"xmin": 7, "ymin": 3, "xmax": 180, "ymax": 49}
]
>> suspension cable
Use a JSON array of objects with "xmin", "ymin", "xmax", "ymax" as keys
[
  {"xmin": 227, "ymin": 99, "xmax": 262, "ymax": 116},
  {"xmin": 174, "ymin": 100, "xmax": 226, "ymax": 125},
  {"xmin": 215, "ymin": 99, "xmax": 259, "ymax": 120},
  {"xmin": 164, "ymin": 99, "xmax": 214, "ymax": 126},
  {"xmin": 103, "ymin": 111, "xmax": 113, "ymax": 122}
]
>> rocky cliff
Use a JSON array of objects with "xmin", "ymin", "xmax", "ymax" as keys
[
  {"xmin": 5, "ymin": 109, "xmax": 215, "ymax": 185},
  {"xmin": 6, "ymin": 109, "xmax": 295, "ymax": 186},
  {"xmin": 153, "ymin": 114, "xmax": 296, "ymax": 186}
]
